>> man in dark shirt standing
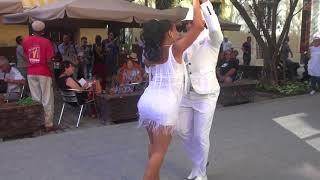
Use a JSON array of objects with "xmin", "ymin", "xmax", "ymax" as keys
[
  {"xmin": 242, "ymin": 36, "xmax": 252, "ymax": 65},
  {"xmin": 103, "ymin": 32, "xmax": 119, "ymax": 77},
  {"xmin": 281, "ymin": 37, "xmax": 299, "ymax": 80}
]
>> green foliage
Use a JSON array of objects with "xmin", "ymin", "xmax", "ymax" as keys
[
  {"xmin": 257, "ymin": 81, "xmax": 310, "ymax": 96},
  {"xmin": 17, "ymin": 97, "xmax": 35, "ymax": 106}
]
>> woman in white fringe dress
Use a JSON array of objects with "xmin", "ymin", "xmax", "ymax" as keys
[{"xmin": 137, "ymin": 0, "xmax": 204, "ymax": 179}]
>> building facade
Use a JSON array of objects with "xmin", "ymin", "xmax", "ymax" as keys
[
  {"xmin": 311, "ymin": 0, "xmax": 320, "ymax": 37},
  {"xmin": 158, "ymin": 0, "xmax": 304, "ymax": 65}
]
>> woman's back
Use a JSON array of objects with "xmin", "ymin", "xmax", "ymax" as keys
[
  {"xmin": 148, "ymin": 46, "xmax": 184, "ymax": 90},
  {"xmin": 309, "ymin": 46, "xmax": 320, "ymax": 76},
  {"xmin": 138, "ymin": 46, "xmax": 185, "ymax": 129}
]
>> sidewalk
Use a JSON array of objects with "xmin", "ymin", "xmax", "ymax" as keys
[{"xmin": 0, "ymin": 94, "xmax": 320, "ymax": 180}]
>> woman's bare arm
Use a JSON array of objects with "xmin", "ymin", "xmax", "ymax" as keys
[
  {"xmin": 66, "ymin": 77, "xmax": 83, "ymax": 91},
  {"xmin": 172, "ymin": 0, "xmax": 204, "ymax": 63}
]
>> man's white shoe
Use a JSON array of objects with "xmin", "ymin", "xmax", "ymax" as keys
[
  {"xmin": 186, "ymin": 162, "xmax": 210, "ymax": 179},
  {"xmin": 186, "ymin": 171, "xmax": 196, "ymax": 180},
  {"xmin": 310, "ymin": 90, "xmax": 316, "ymax": 95},
  {"xmin": 194, "ymin": 175, "xmax": 208, "ymax": 180}
]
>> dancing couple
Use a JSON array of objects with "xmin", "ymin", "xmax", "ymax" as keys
[{"xmin": 138, "ymin": 0, "xmax": 223, "ymax": 180}]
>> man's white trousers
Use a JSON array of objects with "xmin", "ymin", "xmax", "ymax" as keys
[{"xmin": 177, "ymin": 91, "xmax": 219, "ymax": 177}]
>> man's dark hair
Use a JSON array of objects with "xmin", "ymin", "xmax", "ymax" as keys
[{"xmin": 16, "ymin": 36, "xmax": 23, "ymax": 44}]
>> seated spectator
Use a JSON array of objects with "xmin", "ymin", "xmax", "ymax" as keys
[
  {"xmin": 57, "ymin": 61, "xmax": 97, "ymax": 117},
  {"xmin": 231, "ymin": 50, "xmax": 240, "ymax": 65},
  {"xmin": 0, "ymin": 70, "xmax": 6, "ymax": 93},
  {"xmin": 217, "ymin": 49, "xmax": 225, "ymax": 67},
  {"xmin": 217, "ymin": 50, "xmax": 239, "ymax": 83},
  {"xmin": 0, "ymin": 56, "xmax": 25, "ymax": 101},
  {"xmin": 57, "ymin": 61, "xmax": 89, "ymax": 91},
  {"xmin": 118, "ymin": 53, "xmax": 143, "ymax": 85}
]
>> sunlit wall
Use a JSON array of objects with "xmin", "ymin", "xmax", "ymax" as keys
[
  {"xmin": 22, "ymin": 0, "xmax": 57, "ymax": 8},
  {"xmin": 311, "ymin": 0, "xmax": 320, "ymax": 38},
  {"xmin": 221, "ymin": 0, "xmax": 303, "ymax": 65},
  {"xmin": 0, "ymin": 1, "xmax": 59, "ymax": 47}
]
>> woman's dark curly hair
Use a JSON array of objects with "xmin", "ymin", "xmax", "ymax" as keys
[
  {"xmin": 141, "ymin": 19, "xmax": 173, "ymax": 63},
  {"xmin": 60, "ymin": 61, "xmax": 74, "ymax": 74}
]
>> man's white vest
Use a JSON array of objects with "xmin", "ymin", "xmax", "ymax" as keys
[{"xmin": 184, "ymin": 1, "xmax": 224, "ymax": 95}]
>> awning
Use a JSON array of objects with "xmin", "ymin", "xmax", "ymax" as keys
[
  {"xmin": 2, "ymin": 0, "xmax": 184, "ymax": 24},
  {"xmin": 0, "ymin": 0, "xmax": 23, "ymax": 14},
  {"xmin": 218, "ymin": 18, "xmax": 241, "ymax": 31}
]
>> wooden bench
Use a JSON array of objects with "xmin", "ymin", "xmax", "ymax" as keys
[
  {"xmin": 239, "ymin": 65, "xmax": 263, "ymax": 80},
  {"xmin": 97, "ymin": 91, "xmax": 143, "ymax": 123},
  {"xmin": 219, "ymin": 80, "xmax": 258, "ymax": 106},
  {"xmin": 0, "ymin": 102, "xmax": 44, "ymax": 139}
]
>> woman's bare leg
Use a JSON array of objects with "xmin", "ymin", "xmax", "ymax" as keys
[
  {"xmin": 143, "ymin": 128, "xmax": 172, "ymax": 180},
  {"xmin": 147, "ymin": 128, "xmax": 154, "ymax": 159}
]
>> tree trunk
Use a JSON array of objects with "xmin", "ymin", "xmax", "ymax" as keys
[
  {"xmin": 155, "ymin": 0, "xmax": 174, "ymax": 9},
  {"xmin": 262, "ymin": 47, "xmax": 278, "ymax": 85}
]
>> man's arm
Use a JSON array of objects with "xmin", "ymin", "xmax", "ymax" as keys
[
  {"xmin": 17, "ymin": 46, "xmax": 27, "ymax": 62},
  {"xmin": 5, "ymin": 79, "xmax": 25, "ymax": 86},
  {"xmin": 201, "ymin": 0, "xmax": 223, "ymax": 47},
  {"xmin": 58, "ymin": 44, "xmax": 64, "ymax": 56},
  {"xmin": 241, "ymin": 43, "xmax": 245, "ymax": 52},
  {"xmin": 289, "ymin": 46, "xmax": 293, "ymax": 58},
  {"xmin": 5, "ymin": 68, "xmax": 25, "ymax": 86}
]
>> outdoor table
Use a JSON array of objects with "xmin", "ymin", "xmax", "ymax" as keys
[
  {"xmin": 0, "ymin": 102, "xmax": 44, "ymax": 138},
  {"xmin": 97, "ymin": 90, "xmax": 143, "ymax": 124}
]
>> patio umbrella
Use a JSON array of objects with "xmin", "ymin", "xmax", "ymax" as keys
[
  {"xmin": 2, "ymin": 0, "xmax": 184, "ymax": 24},
  {"xmin": 0, "ymin": 0, "xmax": 23, "ymax": 14}
]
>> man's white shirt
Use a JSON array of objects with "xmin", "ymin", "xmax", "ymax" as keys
[
  {"xmin": 222, "ymin": 41, "xmax": 232, "ymax": 52},
  {"xmin": 3, "ymin": 67, "xmax": 24, "ymax": 93}
]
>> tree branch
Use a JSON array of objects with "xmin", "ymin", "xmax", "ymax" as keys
[
  {"xmin": 292, "ymin": 1, "xmax": 312, "ymax": 17},
  {"xmin": 230, "ymin": 0, "xmax": 266, "ymax": 48},
  {"xmin": 251, "ymin": 0, "xmax": 273, "ymax": 47},
  {"xmin": 275, "ymin": 0, "xmax": 299, "ymax": 56},
  {"xmin": 271, "ymin": 0, "xmax": 280, "ymax": 47}
]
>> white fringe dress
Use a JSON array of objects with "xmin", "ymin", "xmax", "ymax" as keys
[{"xmin": 138, "ymin": 46, "xmax": 185, "ymax": 134}]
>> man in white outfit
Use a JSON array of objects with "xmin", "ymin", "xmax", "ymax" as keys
[{"xmin": 177, "ymin": 0, "xmax": 223, "ymax": 180}]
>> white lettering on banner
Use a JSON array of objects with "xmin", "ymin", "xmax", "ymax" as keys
[{"xmin": 28, "ymin": 46, "xmax": 40, "ymax": 64}]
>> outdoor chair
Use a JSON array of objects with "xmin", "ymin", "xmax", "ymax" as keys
[
  {"xmin": 20, "ymin": 85, "xmax": 25, "ymax": 99},
  {"xmin": 235, "ymin": 71, "xmax": 244, "ymax": 81},
  {"xmin": 58, "ymin": 89, "xmax": 99, "ymax": 127},
  {"xmin": 2, "ymin": 84, "xmax": 26, "ymax": 103}
]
